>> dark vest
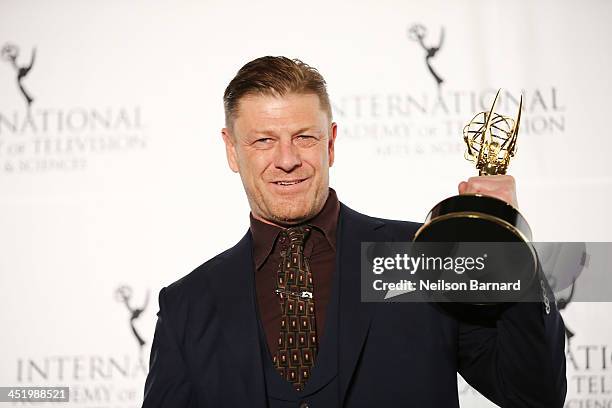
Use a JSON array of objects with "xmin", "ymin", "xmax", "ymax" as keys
[{"xmin": 255, "ymin": 264, "xmax": 341, "ymax": 408}]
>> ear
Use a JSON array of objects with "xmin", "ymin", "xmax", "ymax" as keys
[
  {"xmin": 221, "ymin": 128, "xmax": 240, "ymax": 173},
  {"xmin": 328, "ymin": 122, "xmax": 338, "ymax": 167}
]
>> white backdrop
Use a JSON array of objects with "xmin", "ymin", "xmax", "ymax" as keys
[{"xmin": 1, "ymin": 0, "xmax": 611, "ymax": 406}]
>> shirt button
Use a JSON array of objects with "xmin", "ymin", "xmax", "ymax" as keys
[{"xmin": 299, "ymin": 402, "xmax": 309, "ymax": 408}]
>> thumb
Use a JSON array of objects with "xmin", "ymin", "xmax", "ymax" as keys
[{"xmin": 458, "ymin": 181, "xmax": 468, "ymax": 194}]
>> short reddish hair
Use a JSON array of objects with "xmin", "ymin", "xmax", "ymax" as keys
[{"xmin": 223, "ymin": 56, "xmax": 332, "ymax": 129}]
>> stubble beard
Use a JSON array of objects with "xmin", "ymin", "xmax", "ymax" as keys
[{"xmin": 248, "ymin": 186, "xmax": 328, "ymax": 227}]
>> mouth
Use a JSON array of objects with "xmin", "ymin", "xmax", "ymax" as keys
[
  {"xmin": 272, "ymin": 178, "xmax": 307, "ymax": 186},
  {"xmin": 269, "ymin": 177, "xmax": 311, "ymax": 193}
]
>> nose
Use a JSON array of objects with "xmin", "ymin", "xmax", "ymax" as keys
[{"xmin": 273, "ymin": 138, "xmax": 301, "ymax": 172}]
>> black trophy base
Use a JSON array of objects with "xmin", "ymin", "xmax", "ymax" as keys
[
  {"xmin": 414, "ymin": 194, "xmax": 532, "ymax": 242},
  {"xmin": 413, "ymin": 194, "xmax": 538, "ymax": 306}
]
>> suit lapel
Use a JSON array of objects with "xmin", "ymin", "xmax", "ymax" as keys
[
  {"xmin": 208, "ymin": 205, "xmax": 390, "ymax": 406},
  {"xmin": 208, "ymin": 232, "xmax": 267, "ymax": 407},
  {"xmin": 337, "ymin": 204, "xmax": 387, "ymax": 404}
]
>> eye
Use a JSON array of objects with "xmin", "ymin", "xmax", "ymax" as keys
[
  {"xmin": 253, "ymin": 138, "xmax": 273, "ymax": 146},
  {"xmin": 295, "ymin": 135, "xmax": 318, "ymax": 146}
]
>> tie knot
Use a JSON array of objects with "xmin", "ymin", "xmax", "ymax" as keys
[{"xmin": 284, "ymin": 225, "xmax": 311, "ymax": 247}]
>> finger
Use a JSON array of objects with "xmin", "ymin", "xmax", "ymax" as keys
[{"xmin": 467, "ymin": 175, "xmax": 515, "ymax": 189}]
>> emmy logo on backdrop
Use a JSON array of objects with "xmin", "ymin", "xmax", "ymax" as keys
[
  {"xmin": 1, "ymin": 43, "xmax": 36, "ymax": 109},
  {"xmin": 115, "ymin": 285, "xmax": 150, "ymax": 365},
  {"xmin": 408, "ymin": 24, "xmax": 445, "ymax": 90}
]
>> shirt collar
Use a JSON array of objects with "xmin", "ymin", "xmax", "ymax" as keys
[{"xmin": 249, "ymin": 187, "xmax": 340, "ymax": 270}]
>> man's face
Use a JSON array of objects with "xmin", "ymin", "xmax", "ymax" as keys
[{"xmin": 222, "ymin": 93, "xmax": 337, "ymax": 226}]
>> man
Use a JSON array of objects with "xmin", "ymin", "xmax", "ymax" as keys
[{"xmin": 143, "ymin": 56, "xmax": 566, "ymax": 407}]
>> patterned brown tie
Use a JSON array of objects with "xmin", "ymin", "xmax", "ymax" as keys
[{"xmin": 272, "ymin": 226, "xmax": 318, "ymax": 392}]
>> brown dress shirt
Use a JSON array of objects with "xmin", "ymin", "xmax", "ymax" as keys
[{"xmin": 250, "ymin": 188, "xmax": 340, "ymax": 358}]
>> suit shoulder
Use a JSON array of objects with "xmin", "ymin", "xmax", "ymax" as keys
[
  {"xmin": 376, "ymin": 216, "xmax": 422, "ymax": 234},
  {"xmin": 163, "ymin": 233, "xmax": 248, "ymax": 301},
  {"xmin": 377, "ymin": 216, "xmax": 422, "ymax": 241},
  {"xmin": 343, "ymin": 204, "xmax": 422, "ymax": 240}
]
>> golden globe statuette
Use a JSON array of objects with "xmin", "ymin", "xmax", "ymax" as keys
[{"xmin": 413, "ymin": 89, "xmax": 537, "ymax": 304}]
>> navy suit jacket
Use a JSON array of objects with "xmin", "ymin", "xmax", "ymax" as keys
[{"xmin": 143, "ymin": 203, "xmax": 567, "ymax": 407}]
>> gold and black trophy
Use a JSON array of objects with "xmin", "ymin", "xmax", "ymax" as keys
[{"xmin": 413, "ymin": 89, "xmax": 538, "ymax": 303}]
